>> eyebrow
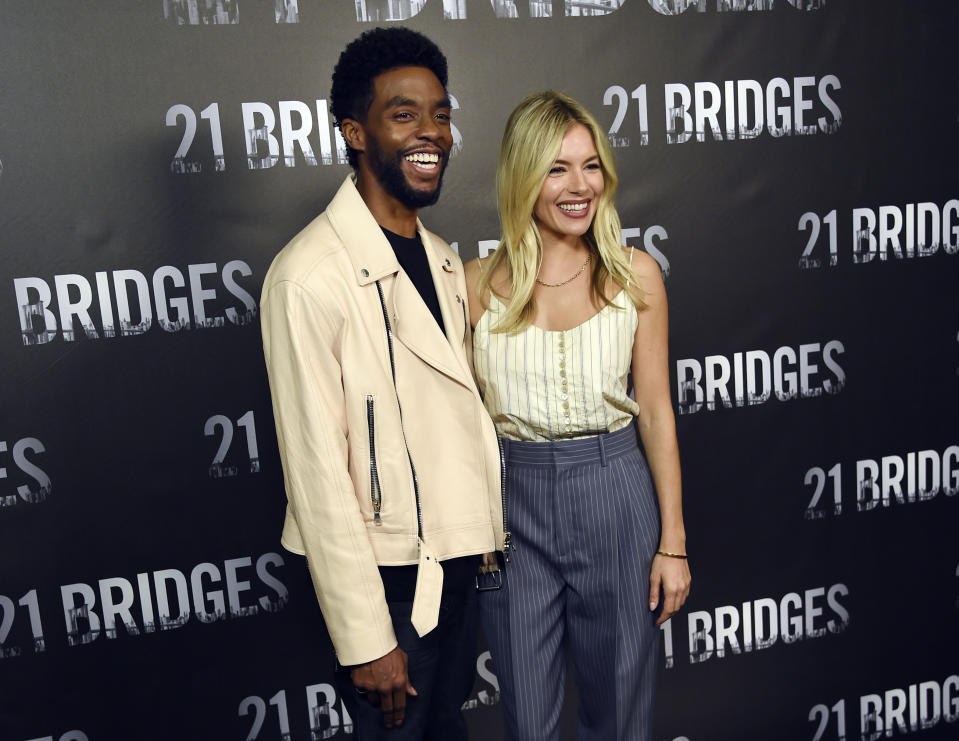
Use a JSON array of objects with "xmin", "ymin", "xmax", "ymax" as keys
[
  {"xmin": 384, "ymin": 95, "xmax": 452, "ymax": 110},
  {"xmin": 553, "ymin": 154, "xmax": 600, "ymax": 165}
]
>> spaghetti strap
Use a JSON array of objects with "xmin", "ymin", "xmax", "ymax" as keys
[{"xmin": 627, "ymin": 245, "xmax": 634, "ymax": 288}]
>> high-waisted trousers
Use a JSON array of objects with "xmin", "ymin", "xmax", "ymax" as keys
[{"xmin": 479, "ymin": 424, "xmax": 661, "ymax": 741}]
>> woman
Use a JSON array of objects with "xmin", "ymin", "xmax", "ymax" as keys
[{"xmin": 464, "ymin": 91, "xmax": 691, "ymax": 741}]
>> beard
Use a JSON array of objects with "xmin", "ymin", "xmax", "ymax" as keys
[{"xmin": 366, "ymin": 137, "xmax": 447, "ymax": 210}]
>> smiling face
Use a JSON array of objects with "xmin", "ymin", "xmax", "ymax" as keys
[
  {"xmin": 352, "ymin": 65, "xmax": 453, "ymax": 210},
  {"xmin": 532, "ymin": 122, "xmax": 605, "ymax": 247}
]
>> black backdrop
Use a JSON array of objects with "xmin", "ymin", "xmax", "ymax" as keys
[{"xmin": 1, "ymin": 2, "xmax": 958, "ymax": 740}]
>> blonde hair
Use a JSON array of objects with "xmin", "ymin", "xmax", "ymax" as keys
[{"xmin": 478, "ymin": 90, "xmax": 644, "ymax": 334}]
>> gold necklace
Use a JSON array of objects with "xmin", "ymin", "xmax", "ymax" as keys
[{"xmin": 536, "ymin": 254, "xmax": 591, "ymax": 288}]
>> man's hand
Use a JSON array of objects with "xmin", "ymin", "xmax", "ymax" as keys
[
  {"xmin": 479, "ymin": 551, "xmax": 499, "ymax": 573},
  {"xmin": 350, "ymin": 646, "xmax": 418, "ymax": 728}
]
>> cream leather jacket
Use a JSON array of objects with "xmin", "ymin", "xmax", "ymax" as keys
[{"xmin": 260, "ymin": 177, "xmax": 504, "ymax": 665}]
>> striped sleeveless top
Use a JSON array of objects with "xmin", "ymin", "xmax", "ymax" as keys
[{"xmin": 473, "ymin": 292, "xmax": 639, "ymax": 442}]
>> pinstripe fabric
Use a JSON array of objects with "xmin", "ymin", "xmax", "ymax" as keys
[
  {"xmin": 480, "ymin": 425, "xmax": 661, "ymax": 741},
  {"xmin": 473, "ymin": 294, "xmax": 639, "ymax": 442}
]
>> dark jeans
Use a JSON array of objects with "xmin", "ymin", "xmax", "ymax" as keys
[{"xmin": 335, "ymin": 578, "xmax": 478, "ymax": 740}]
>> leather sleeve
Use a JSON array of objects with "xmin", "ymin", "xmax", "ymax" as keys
[{"xmin": 260, "ymin": 277, "xmax": 397, "ymax": 666}]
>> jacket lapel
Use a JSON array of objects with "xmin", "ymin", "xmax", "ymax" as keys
[
  {"xmin": 389, "ymin": 248, "xmax": 470, "ymax": 388},
  {"xmin": 325, "ymin": 176, "xmax": 472, "ymax": 388},
  {"xmin": 421, "ymin": 230, "xmax": 468, "ymax": 352}
]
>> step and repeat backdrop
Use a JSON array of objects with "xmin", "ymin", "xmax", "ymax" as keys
[{"xmin": 1, "ymin": 1, "xmax": 957, "ymax": 740}]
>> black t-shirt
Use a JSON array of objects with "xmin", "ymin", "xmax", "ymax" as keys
[
  {"xmin": 380, "ymin": 227, "xmax": 446, "ymax": 333},
  {"xmin": 376, "ymin": 227, "xmax": 475, "ymax": 602}
]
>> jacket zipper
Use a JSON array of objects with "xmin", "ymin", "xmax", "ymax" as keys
[
  {"xmin": 366, "ymin": 394, "xmax": 383, "ymax": 526},
  {"xmin": 374, "ymin": 281, "xmax": 423, "ymax": 540},
  {"xmin": 464, "ymin": 292, "xmax": 509, "ymax": 560},
  {"xmin": 498, "ymin": 437, "xmax": 513, "ymax": 562}
]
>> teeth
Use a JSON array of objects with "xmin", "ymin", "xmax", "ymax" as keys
[
  {"xmin": 406, "ymin": 152, "xmax": 439, "ymax": 164},
  {"xmin": 559, "ymin": 202, "xmax": 588, "ymax": 212}
]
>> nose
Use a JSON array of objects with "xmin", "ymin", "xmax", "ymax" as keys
[
  {"xmin": 417, "ymin": 114, "xmax": 441, "ymax": 141},
  {"xmin": 568, "ymin": 167, "xmax": 587, "ymax": 193}
]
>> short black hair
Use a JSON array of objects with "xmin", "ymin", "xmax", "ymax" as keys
[{"xmin": 330, "ymin": 27, "xmax": 448, "ymax": 169}]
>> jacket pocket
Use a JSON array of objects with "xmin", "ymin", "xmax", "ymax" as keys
[{"xmin": 366, "ymin": 394, "xmax": 383, "ymax": 526}]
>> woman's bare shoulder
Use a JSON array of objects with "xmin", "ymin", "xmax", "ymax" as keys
[
  {"xmin": 469, "ymin": 253, "xmax": 513, "ymax": 296},
  {"xmin": 620, "ymin": 246, "xmax": 665, "ymax": 308},
  {"xmin": 464, "ymin": 256, "xmax": 482, "ymax": 287},
  {"xmin": 621, "ymin": 245, "xmax": 662, "ymax": 278},
  {"xmin": 463, "ymin": 256, "xmax": 487, "ymax": 321},
  {"xmin": 630, "ymin": 248, "xmax": 663, "ymax": 282},
  {"xmin": 465, "ymin": 254, "xmax": 512, "ymax": 326}
]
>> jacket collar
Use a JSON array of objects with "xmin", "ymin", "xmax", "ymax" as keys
[{"xmin": 327, "ymin": 174, "xmax": 417, "ymax": 286}]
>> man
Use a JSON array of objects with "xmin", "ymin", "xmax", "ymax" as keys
[{"xmin": 260, "ymin": 27, "xmax": 504, "ymax": 739}]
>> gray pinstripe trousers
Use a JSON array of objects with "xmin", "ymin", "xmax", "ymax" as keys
[{"xmin": 479, "ymin": 424, "xmax": 661, "ymax": 741}]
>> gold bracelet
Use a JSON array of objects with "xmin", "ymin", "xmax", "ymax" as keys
[{"xmin": 656, "ymin": 550, "xmax": 688, "ymax": 559}]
